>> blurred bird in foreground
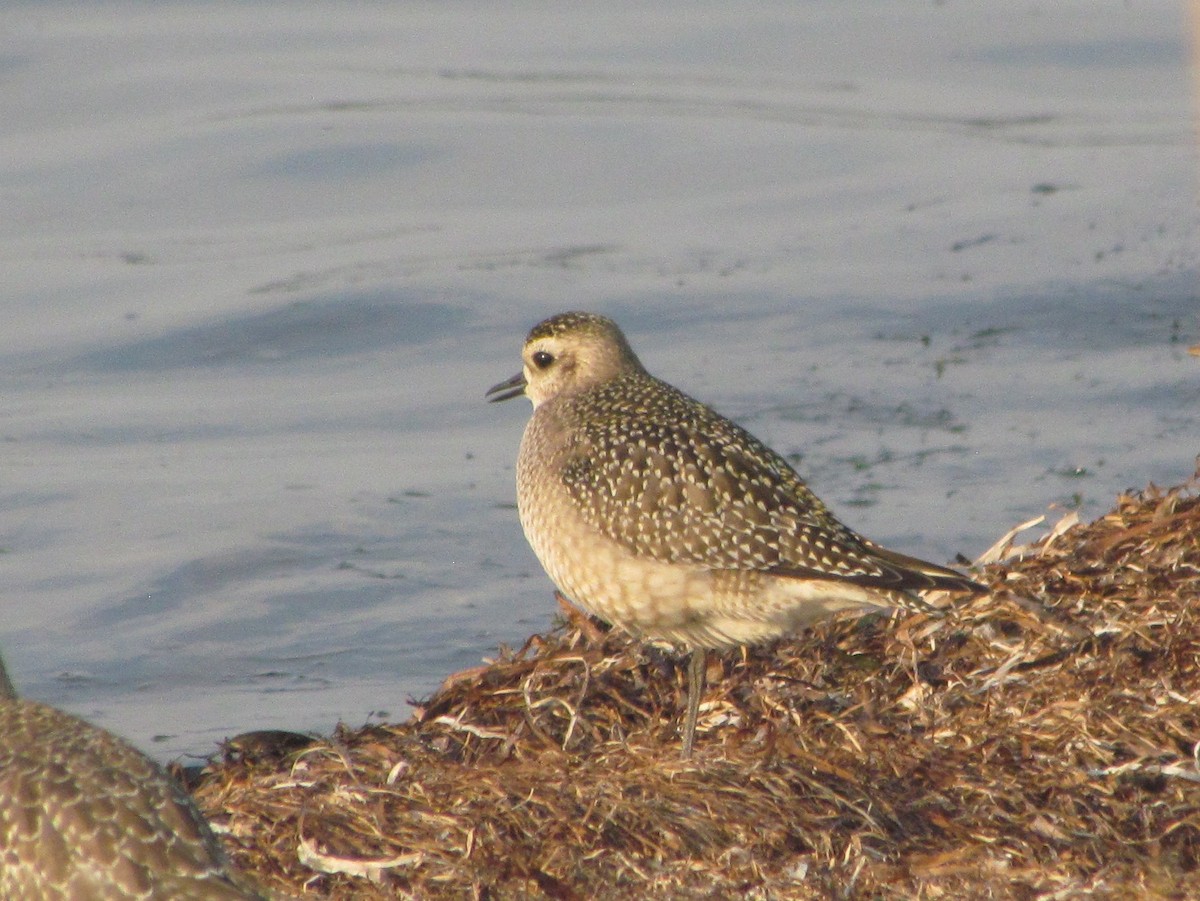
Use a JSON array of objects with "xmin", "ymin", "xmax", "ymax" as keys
[{"xmin": 0, "ymin": 654, "xmax": 269, "ymax": 899}]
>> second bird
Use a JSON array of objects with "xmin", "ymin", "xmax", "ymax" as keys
[{"xmin": 487, "ymin": 311, "xmax": 983, "ymax": 758}]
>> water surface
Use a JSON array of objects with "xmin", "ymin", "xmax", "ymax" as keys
[{"xmin": 1, "ymin": 2, "xmax": 1195, "ymax": 759}]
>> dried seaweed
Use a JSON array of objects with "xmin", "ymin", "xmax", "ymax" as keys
[{"xmin": 195, "ymin": 474, "xmax": 1200, "ymax": 899}]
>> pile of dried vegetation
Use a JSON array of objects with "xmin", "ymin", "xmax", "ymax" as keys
[{"xmin": 192, "ymin": 474, "xmax": 1200, "ymax": 899}]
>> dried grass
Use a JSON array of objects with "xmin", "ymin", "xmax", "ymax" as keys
[{"xmin": 193, "ymin": 474, "xmax": 1200, "ymax": 899}]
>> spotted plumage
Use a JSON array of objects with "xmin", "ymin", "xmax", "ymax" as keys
[
  {"xmin": 487, "ymin": 311, "xmax": 984, "ymax": 756},
  {"xmin": 0, "ymin": 656, "xmax": 267, "ymax": 900}
]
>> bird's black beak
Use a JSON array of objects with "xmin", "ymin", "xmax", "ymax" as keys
[{"xmin": 485, "ymin": 372, "xmax": 527, "ymax": 403}]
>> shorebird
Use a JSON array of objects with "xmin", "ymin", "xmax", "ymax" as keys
[
  {"xmin": 487, "ymin": 311, "xmax": 983, "ymax": 757},
  {"xmin": 0, "ymin": 654, "xmax": 268, "ymax": 899}
]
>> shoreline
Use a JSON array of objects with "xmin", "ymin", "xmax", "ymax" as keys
[{"xmin": 193, "ymin": 469, "xmax": 1200, "ymax": 899}]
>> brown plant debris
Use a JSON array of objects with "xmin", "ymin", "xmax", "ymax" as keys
[{"xmin": 194, "ymin": 476, "xmax": 1200, "ymax": 900}]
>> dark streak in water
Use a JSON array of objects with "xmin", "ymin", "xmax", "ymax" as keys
[{"xmin": 70, "ymin": 293, "xmax": 468, "ymax": 372}]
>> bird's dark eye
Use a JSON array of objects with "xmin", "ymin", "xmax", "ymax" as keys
[{"xmin": 532, "ymin": 350, "xmax": 554, "ymax": 369}]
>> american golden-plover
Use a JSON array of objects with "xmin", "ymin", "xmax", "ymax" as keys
[
  {"xmin": 0, "ymin": 654, "xmax": 267, "ymax": 899},
  {"xmin": 487, "ymin": 311, "xmax": 983, "ymax": 758}
]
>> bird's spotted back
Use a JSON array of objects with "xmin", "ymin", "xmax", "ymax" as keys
[
  {"xmin": 0, "ymin": 699, "xmax": 263, "ymax": 900},
  {"xmin": 556, "ymin": 370, "xmax": 907, "ymax": 583}
]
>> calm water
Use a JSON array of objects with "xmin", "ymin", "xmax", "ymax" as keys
[{"xmin": 1, "ymin": 2, "xmax": 1196, "ymax": 759}]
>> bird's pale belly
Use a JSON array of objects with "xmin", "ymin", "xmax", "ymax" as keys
[{"xmin": 519, "ymin": 486, "xmax": 886, "ymax": 651}]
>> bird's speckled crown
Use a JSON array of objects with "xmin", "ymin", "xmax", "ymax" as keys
[{"xmin": 526, "ymin": 311, "xmax": 621, "ymax": 343}]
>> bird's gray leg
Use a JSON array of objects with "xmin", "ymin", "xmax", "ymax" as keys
[{"xmin": 682, "ymin": 649, "xmax": 706, "ymax": 759}]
